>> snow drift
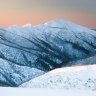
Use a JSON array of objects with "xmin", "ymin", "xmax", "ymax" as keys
[{"xmin": 20, "ymin": 65, "xmax": 96, "ymax": 91}]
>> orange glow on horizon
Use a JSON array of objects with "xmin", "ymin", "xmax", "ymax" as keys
[
  {"xmin": 0, "ymin": 10, "xmax": 95, "ymax": 29},
  {"xmin": 0, "ymin": 0, "xmax": 95, "ymax": 29}
]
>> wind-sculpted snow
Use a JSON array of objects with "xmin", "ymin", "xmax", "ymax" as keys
[
  {"xmin": 20, "ymin": 65, "xmax": 96, "ymax": 91},
  {"xmin": 0, "ymin": 19, "xmax": 96, "ymax": 86}
]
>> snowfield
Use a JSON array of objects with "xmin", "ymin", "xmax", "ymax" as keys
[
  {"xmin": 1, "ymin": 65, "xmax": 96, "ymax": 96},
  {"xmin": 20, "ymin": 65, "xmax": 96, "ymax": 91},
  {"xmin": 0, "ymin": 88, "xmax": 96, "ymax": 96}
]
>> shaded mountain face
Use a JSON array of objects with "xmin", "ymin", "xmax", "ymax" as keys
[
  {"xmin": 0, "ymin": 19, "xmax": 96, "ymax": 86},
  {"xmin": 92, "ymin": 29, "xmax": 96, "ymax": 31},
  {"xmin": 0, "ymin": 19, "xmax": 96, "ymax": 71}
]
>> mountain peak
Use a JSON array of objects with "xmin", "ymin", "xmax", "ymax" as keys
[
  {"xmin": 44, "ymin": 19, "xmax": 94, "ymax": 32},
  {"xmin": 44, "ymin": 19, "xmax": 67, "ymax": 28},
  {"xmin": 22, "ymin": 24, "xmax": 33, "ymax": 27}
]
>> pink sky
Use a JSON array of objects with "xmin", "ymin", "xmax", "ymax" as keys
[{"xmin": 0, "ymin": 0, "xmax": 95, "ymax": 29}]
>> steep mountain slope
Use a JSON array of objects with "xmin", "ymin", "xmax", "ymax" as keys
[
  {"xmin": 20, "ymin": 65, "xmax": 96, "ymax": 91},
  {"xmin": 0, "ymin": 59, "xmax": 44, "ymax": 87},
  {"xmin": 0, "ymin": 19, "xmax": 96, "ymax": 87},
  {"xmin": 64, "ymin": 53, "xmax": 96, "ymax": 67},
  {"xmin": 0, "ymin": 58, "xmax": 44, "ymax": 87},
  {"xmin": 4, "ymin": 20, "xmax": 96, "ymax": 70},
  {"xmin": 2, "ymin": 19, "xmax": 96, "ymax": 70}
]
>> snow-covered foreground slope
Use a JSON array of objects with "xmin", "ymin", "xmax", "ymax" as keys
[
  {"xmin": 20, "ymin": 65, "xmax": 96, "ymax": 91},
  {"xmin": 0, "ymin": 88, "xmax": 96, "ymax": 96}
]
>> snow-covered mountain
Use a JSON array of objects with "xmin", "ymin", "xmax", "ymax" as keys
[
  {"xmin": 20, "ymin": 65, "xmax": 96, "ymax": 91},
  {"xmin": 2, "ymin": 19, "xmax": 96, "ymax": 70},
  {"xmin": 0, "ymin": 19, "xmax": 96, "ymax": 87}
]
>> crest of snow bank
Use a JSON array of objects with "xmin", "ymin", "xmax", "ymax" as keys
[
  {"xmin": 50, "ymin": 65, "xmax": 96, "ymax": 73},
  {"xmin": 20, "ymin": 65, "xmax": 96, "ymax": 91}
]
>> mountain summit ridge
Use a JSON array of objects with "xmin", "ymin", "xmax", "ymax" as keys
[{"xmin": 5, "ymin": 19, "xmax": 94, "ymax": 31}]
